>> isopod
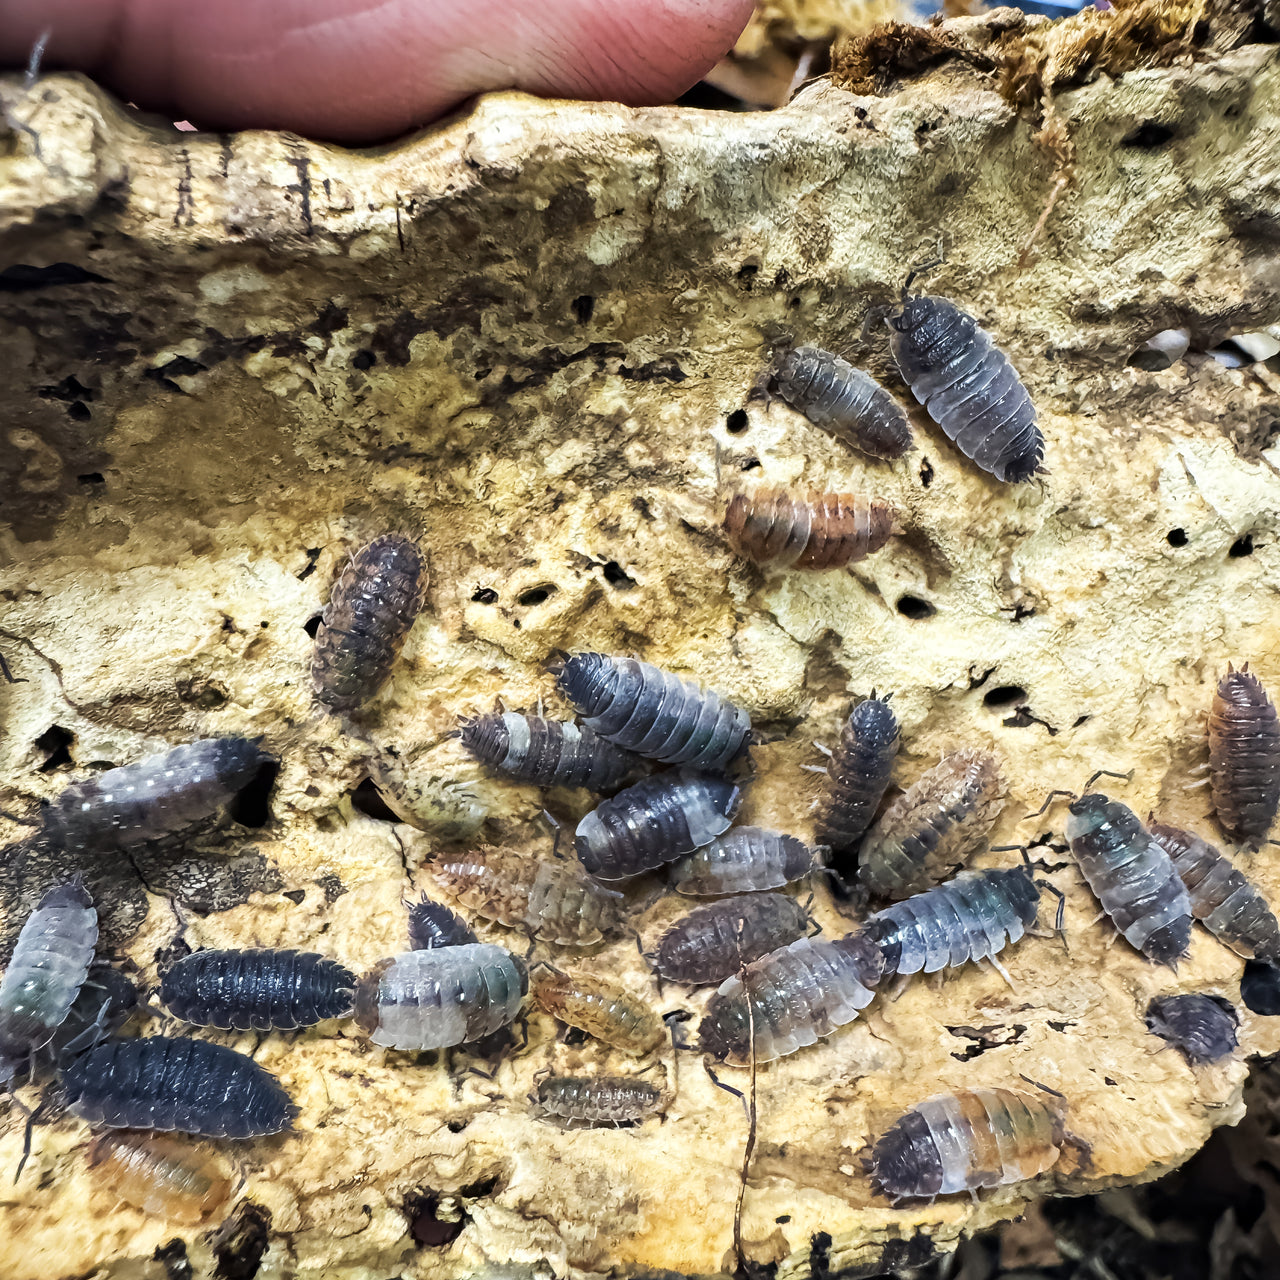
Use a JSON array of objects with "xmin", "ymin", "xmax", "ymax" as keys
[
  {"xmin": 532, "ymin": 968, "xmax": 665, "ymax": 1056},
  {"xmin": 771, "ymin": 345, "xmax": 914, "ymax": 460},
  {"xmin": 407, "ymin": 896, "xmax": 478, "ymax": 950},
  {"xmin": 669, "ymin": 827, "xmax": 814, "ymax": 896},
  {"xmin": 458, "ymin": 712, "xmax": 639, "ymax": 791},
  {"xmin": 650, "ymin": 893, "xmax": 810, "ymax": 986},
  {"xmin": 697, "ymin": 932, "xmax": 884, "ymax": 1064},
  {"xmin": 723, "ymin": 490, "xmax": 894, "ymax": 571},
  {"xmin": 859, "ymin": 749, "xmax": 1003, "ymax": 899},
  {"xmin": 43, "ymin": 737, "xmax": 273, "ymax": 852},
  {"xmin": 312, "ymin": 533, "xmax": 428, "ymax": 713},
  {"xmin": 575, "ymin": 771, "xmax": 741, "ymax": 880},
  {"xmin": 866, "ymin": 867, "xmax": 1042, "ymax": 980},
  {"xmin": 1145, "ymin": 993, "xmax": 1238, "ymax": 1065},
  {"xmin": 1208, "ymin": 664, "xmax": 1280, "ymax": 845},
  {"xmin": 557, "ymin": 653, "xmax": 751, "ymax": 772},
  {"xmin": 0, "ymin": 880, "xmax": 98, "ymax": 1076},
  {"xmin": 42, "ymin": 963, "xmax": 138, "ymax": 1069},
  {"xmin": 871, "ymin": 1088, "xmax": 1064, "ymax": 1203},
  {"xmin": 160, "ymin": 949, "xmax": 356, "ymax": 1031},
  {"xmin": 61, "ymin": 1036, "xmax": 297, "ymax": 1137},
  {"xmin": 1148, "ymin": 820, "xmax": 1280, "ymax": 962},
  {"xmin": 89, "ymin": 1132, "xmax": 234, "ymax": 1225},
  {"xmin": 369, "ymin": 753, "xmax": 486, "ymax": 841},
  {"xmin": 886, "ymin": 293, "xmax": 1044, "ymax": 483},
  {"xmin": 432, "ymin": 847, "xmax": 624, "ymax": 946},
  {"xmin": 1240, "ymin": 960, "xmax": 1280, "ymax": 1016},
  {"xmin": 354, "ymin": 944, "xmax": 527, "ymax": 1050},
  {"xmin": 534, "ymin": 1074, "xmax": 663, "ymax": 1125},
  {"xmin": 1064, "ymin": 794, "xmax": 1193, "ymax": 966},
  {"xmin": 815, "ymin": 696, "xmax": 900, "ymax": 866}
]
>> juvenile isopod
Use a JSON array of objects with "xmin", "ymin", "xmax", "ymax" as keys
[
  {"xmin": 407, "ymin": 896, "xmax": 478, "ymax": 950},
  {"xmin": 1145, "ymin": 993, "xmax": 1238, "ymax": 1065},
  {"xmin": 859, "ymin": 749, "xmax": 1003, "ymax": 899},
  {"xmin": 669, "ymin": 827, "xmax": 814, "ymax": 896},
  {"xmin": 43, "ymin": 737, "xmax": 273, "ymax": 852},
  {"xmin": 533, "ymin": 1074, "xmax": 664, "ymax": 1126},
  {"xmin": 160, "ymin": 949, "xmax": 356, "ymax": 1031},
  {"xmin": 557, "ymin": 653, "xmax": 751, "ymax": 772},
  {"xmin": 697, "ymin": 932, "xmax": 884, "ymax": 1064},
  {"xmin": 650, "ymin": 893, "xmax": 810, "ymax": 986},
  {"xmin": 575, "ymin": 771, "xmax": 741, "ymax": 880},
  {"xmin": 0, "ymin": 880, "xmax": 98, "ymax": 1077},
  {"xmin": 866, "ymin": 867, "xmax": 1042, "ymax": 982},
  {"xmin": 532, "ymin": 968, "xmax": 665, "ymax": 1056},
  {"xmin": 312, "ymin": 534, "xmax": 428, "ymax": 714},
  {"xmin": 871, "ymin": 1088, "xmax": 1064, "ymax": 1203},
  {"xmin": 887, "ymin": 291, "xmax": 1044, "ymax": 483},
  {"xmin": 61, "ymin": 1036, "xmax": 297, "ymax": 1137},
  {"xmin": 458, "ymin": 712, "xmax": 640, "ymax": 791},
  {"xmin": 89, "ymin": 1132, "xmax": 234, "ymax": 1225},
  {"xmin": 1148, "ymin": 820, "xmax": 1280, "ymax": 962},
  {"xmin": 815, "ymin": 696, "xmax": 900, "ymax": 869},
  {"xmin": 432, "ymin": 847, "xmax": 624, "ymax": 946},
  {"xmin": 1065, "ymin": 794, "xmax": 1193, "ymax": 966},
  {"xmin": 771, "ymin": 345, "xmax": 914, "ymax": 460},
  {"xmin": 723, "ymin": 490, "xmax": 895, "ymax": 571},
  {"xmin": 369, "ymin": 753, "xmax": 486, "ymax": 841},
  {"xmin": 1208, "ymin": 664, "xmax": 1280, "ymax": 845},
  {"xmin": 354, "ymin": 944, "xmax": 527, "ymax": 1050}
]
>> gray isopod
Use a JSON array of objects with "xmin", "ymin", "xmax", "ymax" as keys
[
  {"xmin": 1145, "ymin": 993, "xmax": 1238, "ymax": 1064},
  {"xmin": 650, "ymin": 893, "xmax": 810, "ymax": 985},
  {"xmin": 458, "ymin": 711, "xmax": 639, "ymax": 790},
  {"xmin": 668, "ymin": 827, "xmax": 815, "ymax": 896},
  {"xmin": 534, "ymin": 1074, "xmax": 664, "ymax": 1125}
]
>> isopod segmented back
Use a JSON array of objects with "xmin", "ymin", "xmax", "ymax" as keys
[
  {"xmin": 532, "ymin": 969, "xmax": 665, "ymax": 1056},
  {"xmin": 723, "ymin": 490, "xmax": 895, "ymax": 572},
  {"xmin": 816, "ymin": 696, "xmax": 900, "ymax": 868},
  {"xmin": 1145, "ymin": 993, "xmax": 1238, "ymax": 1065},
  {"xmin": 1208, "ymin": 664, "xmax": 1280, "ymax": 846},
  {"xmin": 535, "ymin": 1074, "xmax": 664, "ymax": 1125},
  {"xmin": 89, "ymin": 1132, "xmax": 235, "ymax": 1225},
  {"xmin": 407, "ymin": 896, "xmax": 479, "ymax": 950},
  {"xmin": 459, "ymin": 712, "xmax": 639, "ymax": 791},
  {"xmin": 668, "ymin": 827, "xmax": 814, "ymax": 896},
  {"xmin": 651, "ymin": 893, "xmax": 810, "ymax": 986}
]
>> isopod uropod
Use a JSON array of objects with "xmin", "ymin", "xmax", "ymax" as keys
[
  {"xmin": 815, "ymin": 696, "xmax": 900, "ymax": 866},
  {"xmin": 533, "ymin": 1074, "xmax": 664, "ymax": 1126},
  {"xmin": 723, "ymin": 490, "xmax": 895, "ymax": 571},
  {"xmin": 1208, "ymin": 664, "xmax": 1280, "ymax": 846},
  {"xmin": 871, "ymin": 1088, "xmax": 1064, "ymax": 1203},
  {"xmin": 532, "ymin": 969, "xmax": 665, "ymax": 1056},
  {"xmin": 886, "ymin": 292, "xmax": 1044, "ymax": 483},
  {"xmin": 1145, "ymin": 993, "xmax": 1239, "ymax": 1065},
  {"xmin": 89, "ymin": 1132, "xmax": 235, "ymax": 1225},
  {"xmin": 312, "ymin": 534, "xmax": 428, "ymax": 714},
  {"xmin": 668, "ymin": 827, "xmax": 814, "ymax": 896},
  {"xmin": 458, "ymin": 711, "xmax": 640, "ymax": 791},
  {"xmin": 407, "ymin": 896, "xmax": 478, "ymax": 950},
  {"xmin": 650, "ymin": 893, "xmax": 810, "ymax": 986}
]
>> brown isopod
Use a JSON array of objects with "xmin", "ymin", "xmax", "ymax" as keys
[
  {"xmin": 1207, "ymin": 664, "xmax": 1280, "ymax": 846},
  {"xmin": 533, "ymin": 1073, "xmax": 665, "ymax": 1126},
  {"xmin": 532, "ymin": 967, "xmax": 665, "ymax": 1056},
  {"xmin": 89, "ymin": 1132, "xmax": 235, "ymax": 1225},
  {"xmin": 724, "ymin": 489, "xmax": 894, "ymax": 571}
]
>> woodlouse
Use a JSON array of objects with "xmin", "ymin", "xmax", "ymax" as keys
[
  {"xmin": 61, "ymin": 1036, "xmax": 298, "ymax": 1137},
  {"xmin": 312, "ymin": 534, "xmax": 428, "ymax": 714},
  {"xmin": 669, "ymin": 827, "xmax": 814, "ymax": 896},
  {"xmin": 772, "ymin": 345, "xmax": 914, "ymax": 460},
  {"xmin": 1208, "ymin": 665, "xmax": 1280, "ymax": 845},
  {"xmin": 866, "ymin": 867, "xmax": 1042, "ymax": 981},
  {"xmin": 370, "ymin": 754, "xmax": 486, "ymax": 841},
  {"xmin": 1148, "ymin": 820, "xmax": 1280, "ymax": 962},
  {"xmin": 887, "ymin": 293, "xmax": 1044, "ymax": 483},
  {"xmin": 1240, "ymin": 960, "xmax": 1280, "ymax": 1016},
  {"xmin": 0, "ymin": 880, "xmax": 98, "ymax": 1076},
  {"xmin": 407, "ymin": 896, "xmax": 478, "ymax": 950},
  {"xmin": 871, "ymin": 1088, "xmax": 1064, "ymax": 1203},
  {"xmin": 723, "ymin": 490, "xmax": 894, "ymax": 571},
  {"xmin": 41, "ymin": 963, "xmax": 138, "ymax": 1070},
  {"xmin": 89, "ymin": 1132, "xmax": 234, "ymax": 1225},
  {"xmin": 534, "ymin": 1074, "xmax": 664, "ymax": 1126},
  {"xmin": 532, "ymin": 969, "xmax": 665, "ymax": 1056},
  {"xmin": 1145, "ymin": 994, "xmax": 1238, "ymax": 1065},
  {"xmin": 1064, "ymin": 794, "xmax": 1193, "ymax": 966},
  {"xmin": 458, "ymin": 712, "xmax": 639, "ymax": 791},
  {"xmin": 43, "ymin": 737, "xmax": 272, "ymax": 852},
  {"xmin": 815, "ymin": 696, "xmax": 900, "ymax": 867},
  {"xmin": 650, "ymin": 893, "xmax": 810, "ymax": 986},
  {"xmin": 354, "ymin": 944, "xmax": 527, "ymax": 1050},
  {"xmin": 697, "ymin": 932, "xmax": 884, "ymax": 1064},
  {"xmin": 557, "ymin": 653, "xmax": 751, "ymax": 772},
  {"xmin": 160, "ymin": 949, "xmax": 356, "ymax": 1031},
  {"xmin": 432, "ymin": 847, "xmax": 624, "ymax": 946},
  {"xmin": 575, "ymin": 771, "xmax": 741, "ymax": 880},
  {"xmin": 859, "ymin": 749, "xmax": 1003, "ymax": 899}
]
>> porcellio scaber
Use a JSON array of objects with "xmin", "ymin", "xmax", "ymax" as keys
[
  {"xmin": 772, "ymin": 345, "xmax": 914, "ymax": 460},
  {"xmin": 312, "ymin": 534, "xmax": 428, "ymax": 714},
  {"xmin": 1145, "ymin": 993, "xmax": 1239, "ymax": 1064},
  {"xmin": 651, "ymin": 893, "xmax": 809, "ymax": 985},
  {"xmin": 815, "ymin": 696, "xmax": 900, "ymax": 863},
  {"xmin": 532, "ymin": 969, "xmax": 665, "ymax": 1055},
  {"xmin": 61, "ymin": 1036, "xmax": 297, "ymax": 1137},
  {"xmin": 669, "ymin": 827, "xmax": 814, "ymax": 896},
  {"xmin": 89, "ymin": 1132, "xmax": 234, "ymax": 1225},
  {"xmin": 723, "ymin": 490, "xmax": 895, "ymax": 571},
  {"xmin": 459, "ymin": 711, "xmax": 639, "ymax": 790},
  {"xmin": 534, "ymin": 1074, "xmax": 664, "ymax": 1126},
  {"xmin": 871, "ymin": 1088, "xmax": 1064, "ymax": 1203},
  {"xmin": 557, "ymin": 653, "xmax": 751, "ymax": 772},
  {"xmin": 407, "ymin": 896, "xmax": 478, "ymax": 950},
  {"xmin": 1208, "ymin": 665, "xmax": 1280, "ymax": 845},
  {"xmin": 160, "ymin": 949, "xmax": 356, "ymax": 1031}
]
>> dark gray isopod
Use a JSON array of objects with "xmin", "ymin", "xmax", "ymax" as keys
[
  {"xmin": 40, "ymin": 963, "xmax": 139, "ymax": 1070},
  {"xmin": 1145, "ymin": 994, "xmax": 1239, "ymax": 1064},
  {"xmin": 815, "ymin": 696, "xmax": 900, "ymax": 870},
  {"xmin": 773, "ymin": 345, "xmax": 914, "ymax": 460},
  {"xmin": 458, "ymin": 712, "xmax": 640, "ymax": 790},
  {"xmin": 669, "ymin": 827, "xmax": 815, "ymax": 896},
  {"xmin": 650, "ymin": 893, "xmax": 810, "ymax": 985},
  {"xmin": 407, "ymin": 896, "xmax": 478, "ymax": 950},
  {"xmin": 887, "ymin": 294, "xmax": 1044, "ymax": 483},
  {"xmin": 557, "ymin": 653, "xmax": 751, "ymax": 772},
  {"xmin": 160, "ymin": 949, "xmax": 356, "ymax": 1031},
  {"xmin": 575, "ymin": 771, "xmax": 741, "ymax": 880}
]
